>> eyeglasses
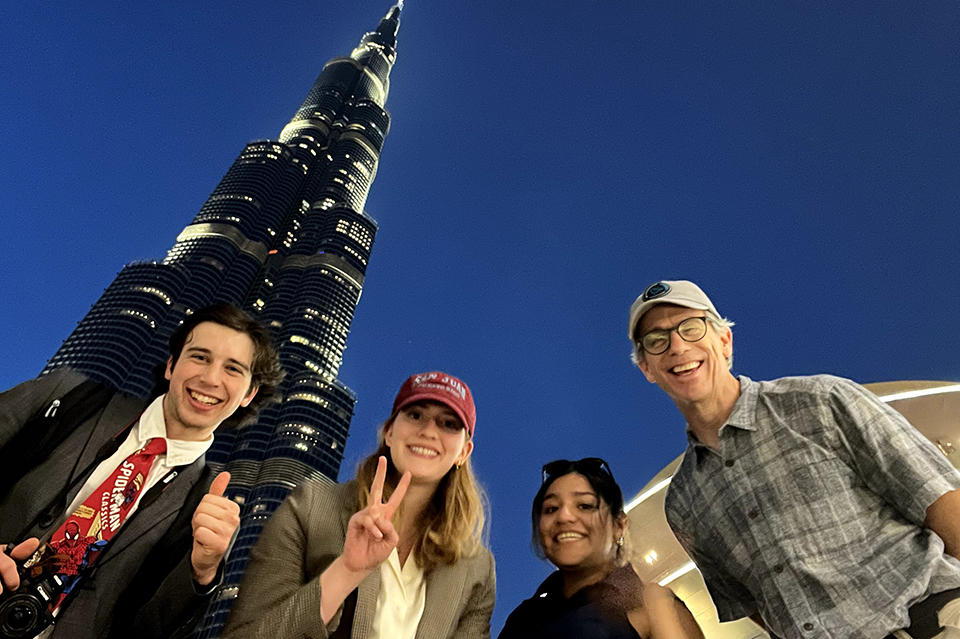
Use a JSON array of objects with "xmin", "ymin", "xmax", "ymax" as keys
[
  {"xmin": 541, "ymin": 457, "xmax": 614, "ymax": 484},
  {"xmin": 636, "ymin": 316, "xmax": 708, "ymax": 356}
]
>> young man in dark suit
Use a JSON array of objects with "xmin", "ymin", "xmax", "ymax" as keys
[{"xmin": 0, "ymin": 303, "xmax": 283, "ymax": 639}]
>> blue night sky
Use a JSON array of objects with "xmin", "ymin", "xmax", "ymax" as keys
[{"xmin": 1, "ymin": 0, "xmax": 959, "ymax": 632}]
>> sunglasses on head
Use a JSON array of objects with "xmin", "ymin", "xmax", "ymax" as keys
[{"xmin": 541, "ymin": 457, "xmax": 614, "ymax": 485}]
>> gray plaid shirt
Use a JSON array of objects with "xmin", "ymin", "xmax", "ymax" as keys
[{"xmin": 665, "ymin": 375, "xmax": 960, "ymax": 639}]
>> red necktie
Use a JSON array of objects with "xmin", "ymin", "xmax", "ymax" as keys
[{"xmin": 48, "ymin": 437, "xmax": 167, "ymax": 608}]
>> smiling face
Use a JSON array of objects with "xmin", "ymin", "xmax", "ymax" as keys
[
  {"xmin": 538, "ymin": 473, "xmax": 625, "ymax": 576},
  {"xmin": 636, "ymin": 304, "xmax": 734, "ymax": 409},
  {"xmin": 162, "ymin": 321, "xmax": 259, "ymax": 441},
  {"xmin": 384, "ymin": 401, "xmax": 473, "ymax": 488}
]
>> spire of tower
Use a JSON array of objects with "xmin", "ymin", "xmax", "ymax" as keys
[{"xmin": 360, "ymin": 4, "xmax": 401, "ymax": 50}]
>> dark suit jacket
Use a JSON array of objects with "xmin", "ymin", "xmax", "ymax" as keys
[
  {"xmin": 222, "ymin": 479, "xmax": 497, "ymax": 639},
  {"xmin": 0, "ymin": 369, "xmax": 214, "ymax": 639}
]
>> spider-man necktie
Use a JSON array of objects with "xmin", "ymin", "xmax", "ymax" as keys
[{"xmin": 48, "ymin": 437, "xmax": 167, "ymax": 610}]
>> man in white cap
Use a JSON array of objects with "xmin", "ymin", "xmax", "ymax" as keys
[{"xmin": 628, "ymin": 280, "xmax": 960, "ymax": 639}]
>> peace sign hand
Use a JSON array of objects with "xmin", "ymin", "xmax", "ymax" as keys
[{"xmin": 342, "ymin": 456, "xmax": 412, "ymax": 573}]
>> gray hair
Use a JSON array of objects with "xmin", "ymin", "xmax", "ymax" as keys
[{"xmin": 630, "ymin": 314, "xmax": 735, "ymax": 370}]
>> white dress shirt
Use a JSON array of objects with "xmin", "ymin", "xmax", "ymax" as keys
[
  {"xmin": 370, "ymin": 547, "xmax": 426, "ymax": 639},
  {"xmin": 61, "ymin": 395, "xmax": 212, "ymax": 528}
]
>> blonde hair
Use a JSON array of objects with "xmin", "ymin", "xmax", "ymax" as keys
[{"xmin": 355, "ymin": 416, "xmax": 488, "ymax": 573}]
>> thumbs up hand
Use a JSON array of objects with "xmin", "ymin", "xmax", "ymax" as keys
[{"xmin": 191, "ymin": 471, "xmax": 240, "ymax": 586}]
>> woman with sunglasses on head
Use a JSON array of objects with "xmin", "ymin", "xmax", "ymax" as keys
[
  {"xmin": 224, "ymin": 372, "xmax": 494, "ymax": 639},
  {"xmin": 498, "ymin": 458, "xmax": 703, "ymax": 639}
]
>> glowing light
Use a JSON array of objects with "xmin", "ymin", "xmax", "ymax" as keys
[
  {"xmin": 625, "ymin": 477, "xmax": 672, "ymax": 512},
  {"xmin": 658, "ymin": 562, "xmax": 696, "ymax": 586},
  {"xmin": 878, "ymin": 384, "xmax": 960, "ymax": 403}
]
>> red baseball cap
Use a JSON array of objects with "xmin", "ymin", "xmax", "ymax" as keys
[{"xmin": 391, "ymin": 371, "xmax": 476, "ymax": 437}]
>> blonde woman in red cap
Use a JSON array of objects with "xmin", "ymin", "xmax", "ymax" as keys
[{"xmin": 224, "ymin": 372, "xmax": 493, "ymax": 639}]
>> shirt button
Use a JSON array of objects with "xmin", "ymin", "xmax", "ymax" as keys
[
  {"xmin": 725, "ymin": 459, "xmax": 735, "ymax": 467},
  {"xmin": 773, "ymin": 564, "xmax": 783, "ymax": 573},
  {"xmin": 803, "ymin": 623, "xmax": 814, "ymax": 631},
  {"xmin": 748, "ymin": 510, "xmax": 758, "ymax": 519}
]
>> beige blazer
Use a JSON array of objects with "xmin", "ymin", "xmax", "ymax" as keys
[{"xmin": 223, "ymin": 479, "xmax": 496, "ymax": 639}]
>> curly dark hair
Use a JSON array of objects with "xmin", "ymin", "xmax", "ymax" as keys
[{"xmin": 164, "ymin": 303, "xmax": 284, "ymax": 427}]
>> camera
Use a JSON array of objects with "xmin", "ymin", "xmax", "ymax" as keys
[{"xmin": 0, "ymin": 547, "xmax": 65, "ymax": 639}]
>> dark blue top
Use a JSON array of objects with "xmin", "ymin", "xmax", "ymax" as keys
[{"xmin": 498, "ymin": 564, "xmax": 643, "ymax": 639}]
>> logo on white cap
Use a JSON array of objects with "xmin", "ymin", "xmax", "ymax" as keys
[{"xmin": 642, "ymin": 282, "xmax": 671, "ymax": 302}]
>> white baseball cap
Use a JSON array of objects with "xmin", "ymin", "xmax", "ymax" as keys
[{"xmin": 628, "ymin": 280, "xmax": 721, "ymax": 341}]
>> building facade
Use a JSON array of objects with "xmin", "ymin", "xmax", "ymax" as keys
[{"xmin": 42, "ymin": 6, "xmax": 403, "ymax": 636}]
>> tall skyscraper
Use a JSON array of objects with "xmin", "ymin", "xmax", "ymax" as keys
[{"xmin": 42, "ymin": 5, "xmax": 402, "ymax": 635}]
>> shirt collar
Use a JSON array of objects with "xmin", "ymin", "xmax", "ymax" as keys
[
  {"xmin": 683, "ymin": 375, "xmax": 759, "ymax": 452},
  {"xmin": 725, "ymin": 375, "xmax": 758, "ymax": 431},
  {"xmin": 383, "ymin": 546, "xmax": 422, "ymax": 579},
  {"xmin": 137, "ymin": 395, "xmax": 213, "ymax": 467}
]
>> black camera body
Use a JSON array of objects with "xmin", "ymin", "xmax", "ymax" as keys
[{"xmin": 0, "ymin": 568, "xmax": 64, "ymax": 639}]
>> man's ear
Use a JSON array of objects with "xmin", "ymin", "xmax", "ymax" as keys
[
  {"xmin": 637, "ymin": 358, "xmax": 657, "ymax": 384},
  {"xmin": 720, "ymin": 326, "xmax": 733, "ymax": 360},
  {"xmin": 164, "ymin": 357, "xmax": 174, "ymax": 381},
  {"xmin": 241, "ymin": 386, "xmax": 258, "ymax": 408}
]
